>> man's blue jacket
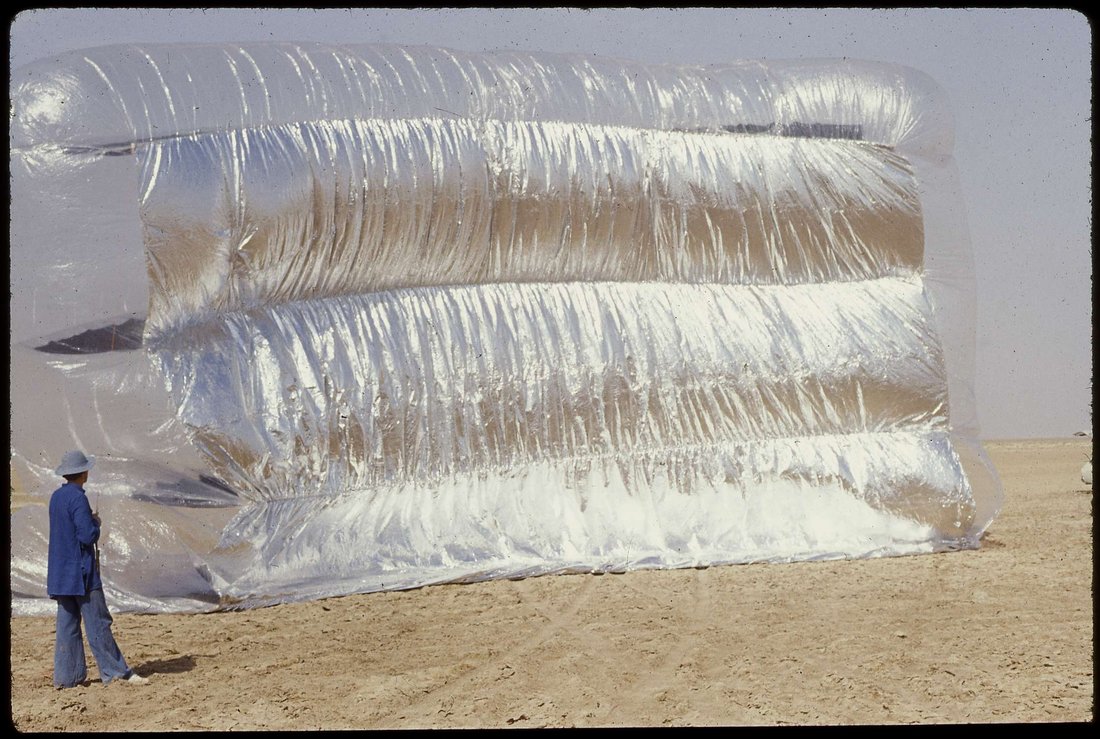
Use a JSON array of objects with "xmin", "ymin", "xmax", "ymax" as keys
[{"xmin": 47, "ymin": 482, "xmax": 102, "ymax": 596}]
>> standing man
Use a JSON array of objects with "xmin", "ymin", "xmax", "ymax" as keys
[{"xmin": 47, "ymin": 450, "xmax": 149, "ymax": 688}]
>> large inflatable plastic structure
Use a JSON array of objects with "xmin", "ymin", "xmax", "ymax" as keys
[{"xmin": 10, "ymin": 43, "xmax": 1002, "ymax": 614}]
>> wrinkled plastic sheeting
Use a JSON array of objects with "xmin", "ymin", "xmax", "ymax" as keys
[{"xmin": 9, "ymin": 43, "xmax": 1002, "ymax": 614}]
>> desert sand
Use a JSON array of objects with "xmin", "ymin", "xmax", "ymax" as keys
[{"xmin": 8, "ymin": 437, "xmax": 1093, "ymax": 729}]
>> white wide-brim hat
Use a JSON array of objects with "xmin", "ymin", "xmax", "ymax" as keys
[{"xmin": 55, "ymin": 450, "xmax": 96, "ymax": 476}]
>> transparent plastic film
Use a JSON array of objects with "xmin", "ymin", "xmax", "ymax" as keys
[{"xmin": 10, "ymin": 43, "xmax": 1001, "ymax": 614}]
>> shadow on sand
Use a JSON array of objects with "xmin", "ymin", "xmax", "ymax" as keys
[{"xmin": 135, "ymin": 654, "xmax": 197, "ymax": 676}]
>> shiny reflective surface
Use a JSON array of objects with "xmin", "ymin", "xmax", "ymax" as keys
[
  {"xmin": 10, "ymin": 43, "xmax": 1001, "ymax": 614},
  {"xmin": 137, "ymin": 120, "xmax": 923, "ymax": 339}
]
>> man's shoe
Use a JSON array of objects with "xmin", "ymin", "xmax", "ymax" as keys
[{"xmin": 123, "ymin": 673, "xmax": 150, "ymax": 685}]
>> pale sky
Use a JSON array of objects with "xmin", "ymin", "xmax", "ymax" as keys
[{"xmin": 8, "ymin": 7, "xmax": 1092, "ymax": 439}]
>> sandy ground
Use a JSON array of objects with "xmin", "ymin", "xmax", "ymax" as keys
[{"xmin": 8, "ymin": 437, "xmax": 1093, "ymax": 728}]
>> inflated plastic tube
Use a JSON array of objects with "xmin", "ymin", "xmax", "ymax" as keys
[
  {"xmin": 155, "ymin": 278, "xmax": 949, "ymax": 500},
  {"xmin": 9, "ymin": 46, "xmax": 948, "ymax": 152},
  {"xmin": 137, "ymin": 119, "xmax": 924, "ymax": 339},
  {"xmin": 9, "ymin": 43, "xmax": 1001, "ymax": 614}
]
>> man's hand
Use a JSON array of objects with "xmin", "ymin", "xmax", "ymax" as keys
[{"xmin": 91, "ymin": 512, "xmax": 101, "ymax": 526}]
